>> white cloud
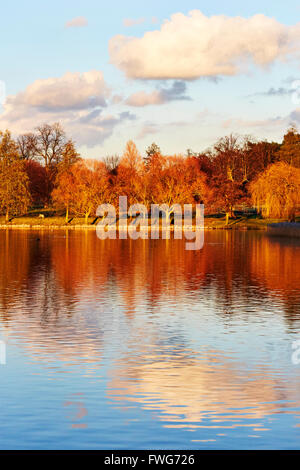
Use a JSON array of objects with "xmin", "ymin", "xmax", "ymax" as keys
[
  {"xmin": 7, "ymin": 71, "xmax": 109, "ymax": 111},
  {"xmin": 123, "ymin": 17, "xmax": 145, "ymax": 28},
  {"xmin": 67, "ymin": 110, "xmax": 136, "ymax": 147},
  {"xmin": 65, "ymin": 16, "xmax": 88, "ymax": 28},
  {"xmin": 126, "ymin": 81, "xmax": 190, "ymax": 107},
  {"xmin": 109, "ymin": 10, "xmax": 300, "ymax": 80},
  {"xmin": 126, "ymin": 90, "xmax": 163, "ymax": 107},
  {"xmin": 0, "ymin": 71, "xmax": 136, "ymax": 147}
]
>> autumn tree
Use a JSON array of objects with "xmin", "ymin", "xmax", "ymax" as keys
[
  {"xmin": 145, "ymin": 142, "xmax": 161, "ymax": 167},
  {"xmin": 250, "ymin": 162, "xmax": 300, "ymax": 221},
  {"xmin": 245, "ymin": 140, "xmax": 280, "ymax": 175},
  {"xmin": 212, "ymin": 181, "xmax": 244, "ymax": 224},
  {"xmin": 52, "ymin": 142, "xmax": 81, "ymax": 221},
  {"xmin": 0, "ymin": 130, "xmax": 20, "ymax": 162},
  {"xmin": 24, "ymin": 160, "xmax": 48, "ymax": 206},
  {"xmin": 24, "ymin": 123, "xmax": 68, "ymax": 205},
  {"xmin": 53, "ymin": 160, "xmax": 110, "ymax": 224},
  {"xmin": 196, "ymin": 152, "xmax": 214, "ymax": 178},
  {"xmin": 278, "ymin": 126, "xmax": 300, "ymax": 168},
  {"xmin": 213, "ymin": 134, "xmax": 242, "ymax": 182},
  {"xmin": 104, "ymin": 155, "xmax": 120, "ymax": 174},
  {"xmin": 113, "ymin": 165, "xmax": 145, "ymax": 208},
  {"xmin": 209, "ymin": 135, "xmax": 246, "ymax": 221},
  {"xmin": 121, "ymin": 140, "xmax": 144, "ymax": 174},
  {"xmin": 149, "ymin": 155, "xmax": 208, "ymax": 221},
  {"xmin": 113, "ymin": 141, "xmax": 145, "ymax": 208},
  {"xmin": 57, "ymin": 140, "xmax": 81, "ymax": 173},
  {"xmin": 52, "ymin": 168, "xmax": 77, "ymax": 223},
  {"xmin": 0, "ymin": 130, "xmax": 31, "ymax": 221}
]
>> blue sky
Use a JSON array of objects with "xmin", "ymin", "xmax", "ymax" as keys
[{"xmin": 0, "ymin": 0, "xmax": 300, "ymax": 158}]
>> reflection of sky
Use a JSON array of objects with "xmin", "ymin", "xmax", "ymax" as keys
[{"xmin": 0, "ymin": 231, "xmax": 300, "ymax": 449}]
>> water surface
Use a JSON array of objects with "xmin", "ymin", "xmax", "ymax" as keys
[{"xmin": 0, "ymin": 230, "xmax": 300, "ymax": 449}]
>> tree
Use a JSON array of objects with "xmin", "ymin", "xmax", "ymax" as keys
[
  {"xmin": 104, "ymin": 155, "xmax": 120, "ymax": 174},
  {"xmin": 196, "ymin": 152, "xmax": 214, "ymax": 178},
  {"xmin": 209, "ymin": 135, "xmax": 246, "ymax": 221},
  {"xmin": 0, "ymin": 130, "xmax": 31, "ymax": 220},
  {"xmin": 120, "ymin": 140, "xmax": 144, "ymax": 174},
  {"xmin": 17, "ymin": 133, "xmax": 38, "ymax": 160},
  {"xmin": 145, "ymin": 142, "xmax": 161, "ymax": 167},
  {"xmin": 31, "ymin": 123, "xmax": 68, "ymax": 205},
  {"xmin": 24, "ymin": 160, "xmax": 48, "ymax": 206},
  {"xmin": 212, "ymin": 180, "xmax": 244, "ymax": 224},
  {"xmin": 149, "ymin": 155, "xmax": 208, "ymax": 220},
  {"xmin": 113, "ymin": 141, "xmax": 145, "ymax": 209},
  {"xmin": 17, "ymin": 124, "xmax": 79, "ymax": 206},
  {"xmin": 244, "ymin": 140, "xmax": 280, "ymax": 179},
  {"xmin": 0, "ymin": 130, "xmax": 20, "ymax": 163},
  {"xmin": 278, "ymin": 126, "xmax": 300, "ymax": 168},
  {"xmin": 213, "ymin": 134, "xmax": 241, "ymax": 182},
  {"xmin": 113, "ymin": 164, "xmax": 144, "ymax": 207},
  {"xmin": 250, "ymin": 162, "xmax": 300, "ymax": 221},
  {"xmin": 53, "ymin": 138, "xmax": 81, "ymax": 217},
  {"xmin": 52, "ymin": 168, "xmax": 77, "ymax": 223},
  {"xmin": 53, "ymin": 160, "xmax": 110, "ymax": 224},
  {"xmin": 57, "ymin": 140, "xmax": 81, "ymax": 174},
  {"xmin": 33, "ymin": 123, "xmax": 66, "ymax": 168}
]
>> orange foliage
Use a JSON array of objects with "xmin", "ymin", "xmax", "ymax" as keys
[
  {"xmin": 250, "ymin": 162, "xmax": 300, "ymax": 220},
  {"xmin": 148, "ymin": 155, "xmax": 208, "ymax": 207},
  {"xmin": 120, "ymin": 140, "xmax": 144, "ymax": 174},
  {"xmin": 52, "ymin": 160, "xmax": 110, "ymax": 223}
]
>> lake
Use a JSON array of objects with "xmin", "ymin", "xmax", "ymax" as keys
[{"xmin": 0, "ymin": 229, "xmax": 300, "ymax": 450}]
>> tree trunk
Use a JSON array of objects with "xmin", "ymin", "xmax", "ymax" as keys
[
  {"xmin": 227, "ymin": 167, "xmax": 234, "ymax": 181},
  {"xmin": 288, "ymin": 209, "xmax": 296, "ymax": 223},
  {"xmin": 5, "ymin": 210, "xmax": 9, "ymax": 223},
  {"xmin": 225, "ymin": 212, "xmax": 230, "ymax": 225},
  {"xmin": 65, "ymin": 206, "xmax": 69, "ymax": 224},
  {"xmin": 85, "ymin": 213, "xmax": 89, "ymax": 225}
]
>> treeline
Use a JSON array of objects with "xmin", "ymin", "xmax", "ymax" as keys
[{"xmin": 0, "ymin": 123, "xmax": 300, "ymax": 223}]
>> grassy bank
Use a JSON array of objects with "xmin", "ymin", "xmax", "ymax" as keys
[{"xmin": 0, "ymin": 209, "xmax": 294, "ymax": 230}]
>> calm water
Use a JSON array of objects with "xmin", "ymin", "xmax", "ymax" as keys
[{"xmin": 0, "ymin": 230, "xmax": 300, "ymax": 449}]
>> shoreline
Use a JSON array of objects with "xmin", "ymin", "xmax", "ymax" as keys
[
  {"xmin": 0, "ymin": 223, "xmax": 268, "ymax": 231},
  {"xmin": 1, "ymin": 218, "xmax": 299, "ymax": 233}
]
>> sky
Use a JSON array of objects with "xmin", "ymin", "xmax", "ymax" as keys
[{"xmin": 0, "ymin": 0, "xmax": 300, "ymax": 158}]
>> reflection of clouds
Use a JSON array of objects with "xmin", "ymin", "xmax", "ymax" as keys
[
  {"xmin": 64, "ymin": 393, "xmax": 88, "ymax": 429},
  {"xmin": 2, "ymin": 297, "xmax": 114, "ymax": 368},
  {"xmin": 0, "ymin": 231, "xmax": 299, "ymax": 443},
  {"xmin": 250, "ymin": 236, "xmax": 300, "ymax": 323},
  {"xmin": 108, "ymin": 347, "xmax": 300, "ymax": 430},
  {"xmin": 0, "ymin": 231, "xmax": 299, "ymax": 369}
]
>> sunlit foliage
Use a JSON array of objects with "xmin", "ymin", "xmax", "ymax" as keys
[{"xmin": 250, "ymin": 162, "xmax": 300, "ymax": 220}]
